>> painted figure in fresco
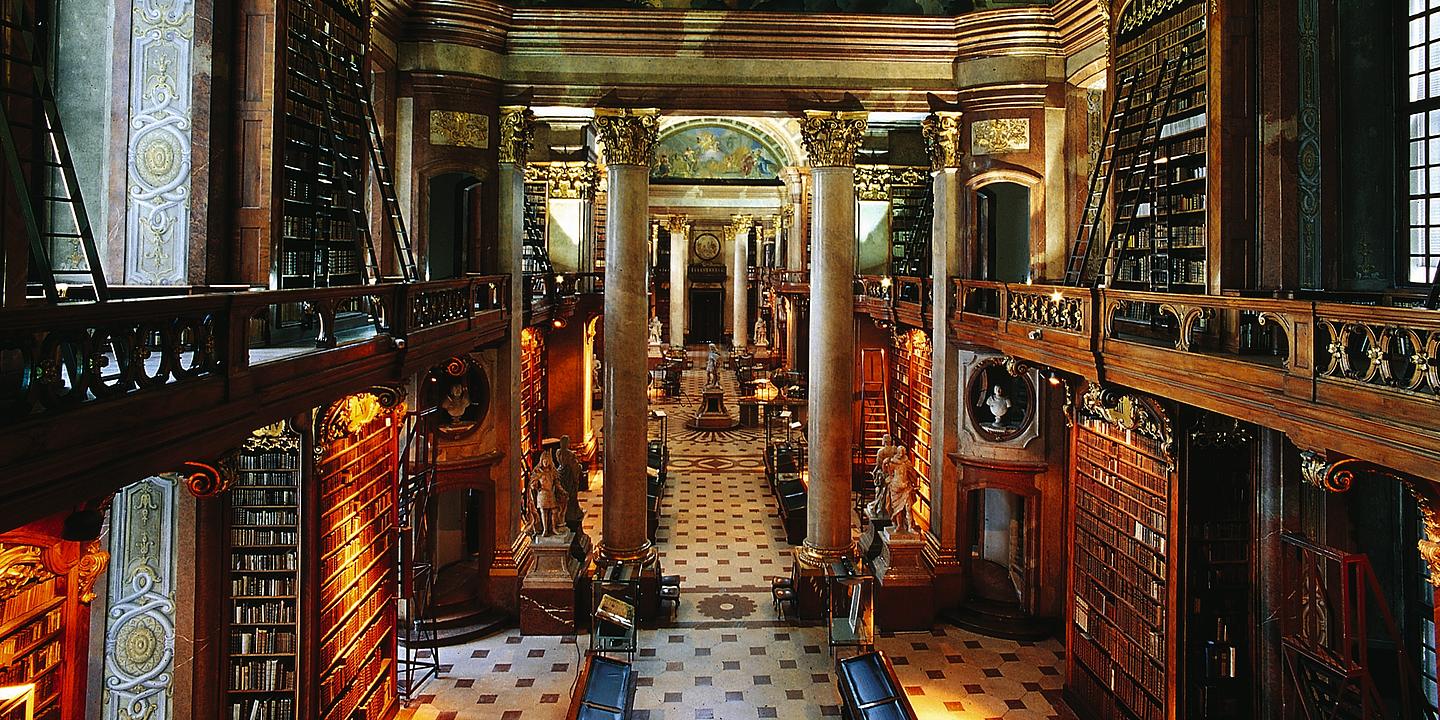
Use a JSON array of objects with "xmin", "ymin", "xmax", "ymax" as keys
[
  {"xmin": 705, "ymin": 343, "xmax": 722, "ymax": 388},
  {"xmin": 555, "ymin": 435, "xmax": 585, "ymax": 532},
  {"xmin": 531, "ymin": 451, "xmax": 565, "ymax": 537}
]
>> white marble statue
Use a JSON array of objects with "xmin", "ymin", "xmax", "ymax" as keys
[
  {"xmin": 984, "ymin": 384, "xmax": 1012, "ymax": 428},
  {"xmin": 884, "ymin": 446, "xmax": 917, "ymax": 534},
  {"xmin": 705, "ymin": 343, "xmax": 722, "ymax": 388},
  {"xmin": 531, "ymin": 451, "xmax": 565, "ymax": 537},
  {"xmin": 753, "ymin": 316, "xmax": 769, "ymax": 347},
  {"xmin": 865, "ymin": 435, "xmax": 905, "ymax": 521},
  {"xmin": 649, "ymin": 316, "xmax": 664, "ymax": 346}
]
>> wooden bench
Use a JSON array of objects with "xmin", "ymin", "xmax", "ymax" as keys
[
  {"xmin": 836, "ymin": 650, "xmax": 918, "ymax": 720},
  {"xmin": 566, "ymin": 654, "xmax": 637, "ymax": 720}
]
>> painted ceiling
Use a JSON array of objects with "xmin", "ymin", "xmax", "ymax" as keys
[
  {"xmin": 512, "ymin": 0, "xmax": 1047, "ymax": 17},
  {"xmin": 652, "ymin": 123, "xmax": 785, "ymax": 182}
]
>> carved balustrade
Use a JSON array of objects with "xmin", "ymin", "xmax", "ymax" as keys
[
  {"xmin": 0, "ymin": 276, "xmax": 513, "ymax": 427},
  {"xmin": 1315, "ymin": 303, "xmax": 1440, "ymax": 399}
]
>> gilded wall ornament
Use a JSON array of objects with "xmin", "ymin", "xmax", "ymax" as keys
[
  {"xmin": 542, "ymin": 163, "xmax": 600, "ymax": 200},
  {"xmin": 853, "ymin": 165, "xmax": 928, "ymax": 201},
  {"xmin": 1079, "ymin": 384, "xmax": 1174, "ymax": 464},
  {"xmin": 430, "ymin": 110, "xmax": 491, "ymax": 150},
  {"xmin": 592, "ymin": 108, "xmax": 660, "ymax": 167},
  {"xmin": 0, "ymin": 544, "xmax": 48, "ymax": 599},
  {"xmin": 921, "ymin": 111, "xmax": 962, "ymax": 171},
  {"xmin": 970, "ymin": 118, "xmax": 1030, "ymax": 156},
  {"xmin": 498, "ymin": 106, "xmax": 535, "ymax": 165},
  {"xmin": 1117, "ymin": 0, "xmax": 1191, "ymax": 38},
  {"xmin": 1406, "ymin": 481, "xmax": 1440, "ymax": 587},
  {"xmin": 174, "ymin": 460, "xmax": 233, "ymax": 498},
  {"xmin": 799, "ymin": 110, "xmax": 867, "ymax": 169},
  {"xmin": 316, "ymin": 387, "xmax": 407, "ymax": 453}
]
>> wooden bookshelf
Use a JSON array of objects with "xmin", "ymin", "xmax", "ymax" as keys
[
  {"xmin": 523, "ymin": 178, "xmax": 547, "ymax": 259},
  {"xmin": 1110, "ymin": 0, "xmax": 1208, "ymax": 294},
  {"xmin": 0, "ymin": 519, "xmax": 105, "ymax": 720},
  {"xmin": 520, "ymin": 328, "xmax": 548, "ymax": 472},
  {"xmin": 889, "ymin": 330, "xmax": 933, "ymax": 534},
  {"xmin": 1067, "ymin": 392, "xmax": 1178, "ymax": 720},
  {"xmin": 592, "ymin": 187, "xmax": 608, "ymax": 271},
  {"xmin": 225, "ymin": 430, "xmax": 304, "ymax": 720},
  {"xmin": 889, "ymin": 183, "xmax": 932, "ymax": 278},
  {"xmin": 314, "ymin": 394, "xmax": 399, "ymax": 720}
]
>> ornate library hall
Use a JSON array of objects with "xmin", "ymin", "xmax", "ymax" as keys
[{"xmin": 2, "ymin": 0, "xmax": 1438, "ymax": 718}]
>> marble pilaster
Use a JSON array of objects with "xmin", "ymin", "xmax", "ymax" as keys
[
  {"xmin": 497, "ymin": 106, "xmax": 535, "ymax": 605},
  {"xmin": 923, "ymin": 110, "xmax": 966, "ymax": 605},
  {"xmin": 796, "ymin": 110, "xmax": 866, "ymax": 569},
  {"xmin": 593, "ymin": 108, "xmax": 660, "ymax": 565}
]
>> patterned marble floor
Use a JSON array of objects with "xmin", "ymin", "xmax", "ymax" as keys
[{"xmin": 399, "ymin": 358, "xmax": 1072, "ymax": 720}]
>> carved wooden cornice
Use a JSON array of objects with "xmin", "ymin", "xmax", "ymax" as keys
[
  {"xmin": 799, "ymin": 110, "xmax": 867, "ymax": 169},
  {"xmin": 498, "ymin": 105, "xmax": 536, "ymax": 165},
  {"xmin": 175, "ymin": 460, "xmax": 234, "ymax": 498},
  {"xmin": 315, "ymin": 386, "xmax": 407, "ymax": 455},
  {"xmin": 592, "ymin": 108, "xmax": 660, "ymax": 167},
  {"xmin": 921, "ymin": 111, "xmax": 962, "ymax": 171}
]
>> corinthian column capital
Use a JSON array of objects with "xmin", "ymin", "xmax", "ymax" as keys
[
  {"xmin": 799, "ymin": 111, "xmax": 867, "ymax": 169},
  {"xmin": 592, "ymin": 108, "xmax": 660, "ymax": 167},
  {"xmin": 498, "ymin": 106, "xmax": 536, "ymax": 165},
  {"xmin": 922, "ymin": 111, "xmax": 963, "ymax": 171}
]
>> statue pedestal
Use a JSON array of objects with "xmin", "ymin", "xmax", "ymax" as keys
[
  {"xmin": 686, "ymin": 387, "xmax": 738, "ymax": 430},
  {"xmin": 858, "ymin": 514, "xmax": 890, "ymax": 564},
  {"xmin": 520, "ymin": 532, "xmax": 582, "ymax": 635},
  {"xmin": 871, "ymin": 529, "xmax": 934, "ymax": 631}
]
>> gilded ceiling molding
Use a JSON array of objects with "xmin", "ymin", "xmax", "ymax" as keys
[
  {"xmin": 799, "ymin": 110, "xmax": 867, "ymax": 169},
  {"xmin": 854, "ymin": 165, "xmax": 929, "ymax": 201},
  {"xmin": 497, "ymin": 105, "xmax": 536, "ymax": 165},
  {"xmin": 921, "ymin": 111, "xmax": 962, "ymax": 170},
  {"xmin": 592, "ymin": 108, "xmax": 660, "ymax": 167}
]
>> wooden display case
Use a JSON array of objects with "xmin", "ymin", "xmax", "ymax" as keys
[
  {"xmin": 224, "ymin": 430, "xmax": 304, "ymax": 720},
  {"xmin": 1066, "ymin": 392, "xmax": 1178, "ymax": 720},
  {"xmin": 1110, "ymin": 0, "xmax": 1209, "ymax": 294}
]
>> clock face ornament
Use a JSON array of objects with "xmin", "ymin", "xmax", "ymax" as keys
[{"xmin": 694, "ymin": 233, "xmax": 721, "ymax": 261}]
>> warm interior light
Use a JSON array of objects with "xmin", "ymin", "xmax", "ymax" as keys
[
  {"xmin": 1050, "ymin": 291, "xmax": 1064, "ymax": 302},
  {"xmin": 552, "ymin": 318, "xmax": 566, "ymax": 329},
  {"xmin": 879, "ymin": 276, "xmax": 893, "ymax": 289},
  {"xmin": 754, "ymin": 378, "xmax": 779, "ymax": 402},
  {"xmin": 0, "ymin": 684, "xmax": 34, "ymax": 702}
]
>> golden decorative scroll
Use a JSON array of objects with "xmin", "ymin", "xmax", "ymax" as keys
[
  {"xmin": 970, "ymin": 118, "xmax": 1030, "ymax": 156},
  {"xmin": 430, "ymin": 110, "xmax": 490, "ymax": 150},
  {"xmin": 1079, "ymin": 384, "xmax": 1174, "ymax": 462},
  {"xmin": 799, "ymin": 110, "xmax": 867, "ymax": 169},
  {"xmin": 498, "ymin": 106, "xmax": 536, "ymax": 164},
  {"xmin": 542, "ymin": 162, "xmax": 600, "ymax": 200},
  {"xmin": 177, "ymin": 460, "xmax": 234, "ymax": 498},
  {"xmin": 922, "ymin": 111, "xmax": 963, "ymax": 170},
  {"xmin": 592, "ymin": 108, "xmax": 660, "ymax": 167}
]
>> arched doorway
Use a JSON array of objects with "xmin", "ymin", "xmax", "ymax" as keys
[
  {"xmin": 975, "ymin": 181, "xmax": 1030, "ymax": 282},
  {"xmin": 427, "ymin": 172, "xmax": 482, "ymax": 280}
]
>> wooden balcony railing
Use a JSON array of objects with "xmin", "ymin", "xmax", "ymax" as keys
[
  {"xmin": 948, "ymin": 279, "xmax": 1440, "ymax": 478},
  {"xmin": 0, "ymin": 274, "xmax": 513, "ymax": 529}
]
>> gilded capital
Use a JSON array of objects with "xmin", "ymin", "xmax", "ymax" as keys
[
  {"xmin": 730, "ymin": 214, "xmax": 754, "ymax": 235},
  {"xmin": 666, "ymin": 215, "xmax": 689, "ymax": 234},
  {"xmin": 922, "ymin": 111, "xmax": 963, "ymax": 170},
  {"xmin": 592, "ymin": 108, "xmax": 660, "ymax": 167},
  {"xmin": 498, "ymin": 106, "xmax": 536, "ymax": 165},
  {"xmin": 799, "ymin": 110, "xmax": 867, "ymax": 169}
]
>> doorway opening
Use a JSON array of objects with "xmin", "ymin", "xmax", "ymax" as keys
[
  {"xmin": 975, "ymin": 182, "xmax": 1030, "ymax": 282},
  {"xmin": 427, "ymin": 173, "xmax": 482, "ymax": 280}
]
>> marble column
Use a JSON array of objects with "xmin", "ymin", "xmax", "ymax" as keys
[
  {"xmin": 924, "ymin": 109, "xmax": 965, "ymax": 607},
  {"xmin": 593, "ymin": 108, "xmax": 660, "ymax": 565},
  {"xmin": 668, "ymin": 215, "xmax": 689, "ymax": 346},
  {"xmin": 731, "ymin": 214, "xmax": 752, "ymax": 349},
  {"xmin": 496, "ymin": 106, "xmax": 536, "ymax": 608},
  {"xmin": 797, "ymin": 110, "xmax": 867, "ymax": 569}
]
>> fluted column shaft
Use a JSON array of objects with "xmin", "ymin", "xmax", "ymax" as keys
[
  {"xmin": 923, "ymin": 111, "xmax": 964, "ymax": 555},
  {"xmin": 797, "ymin": 111, "xmax": 866, "ymax": 567},
  {"xmin": 593, "ymin": 109, "xmax": 660, "ymax": 563},
  {"xmin": 668, "ymin": 220, "xmax": 688, "ymax": 345},
  {"xmin": 732, "ymin": 217, "xmax": 751, "ymax": 348}
]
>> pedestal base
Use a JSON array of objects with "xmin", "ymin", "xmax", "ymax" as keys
[
  {"xmin": 872, "ymin": 529, "xmax": 934, "ymax": 632},
  {"xmin": 686, "ymin": 387, "xmax": 739, "ymax": 430},
  {"xmin": 857, "ymin": 516, "xmax": 890, "ymax": 564},
  {"xmin": 520, "ymin": 532, "xmax": 582, "ymax": 635}
]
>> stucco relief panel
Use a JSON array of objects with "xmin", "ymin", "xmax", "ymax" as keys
[
  {"xmin": 102, "ymin": 476, "xmax": 179, "ymax": 720},
  {"xmin": 125, "ymin": 0, "xmax": 195, "ymax": 285}
]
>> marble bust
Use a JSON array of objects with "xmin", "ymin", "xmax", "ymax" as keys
[{"xmin": 984, "ymin": 385, "xmax": 1012, "ymax": 428}]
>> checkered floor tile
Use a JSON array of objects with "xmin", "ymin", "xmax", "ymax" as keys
[{"xmin": 399, "ymin": 358, "xmax": 1072, "ymax": 719}]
